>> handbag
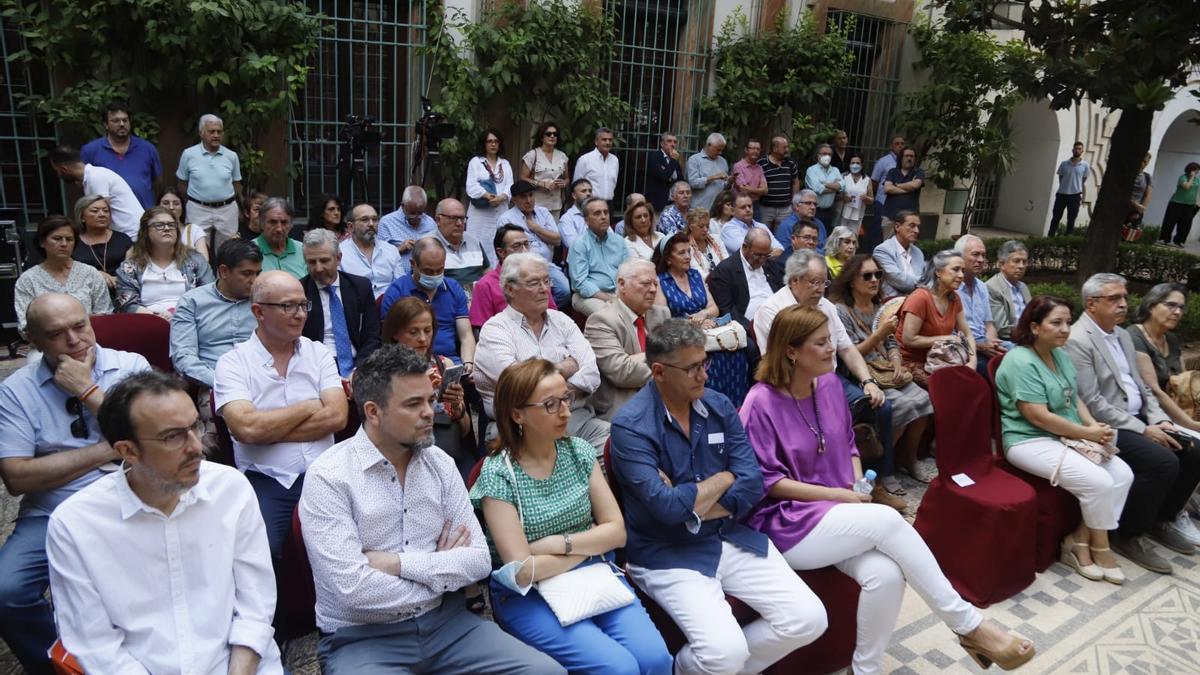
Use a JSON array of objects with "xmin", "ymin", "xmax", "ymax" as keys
[
  {"xmin": 471, "ymin": 159, "xmax": 500, "ymax": 209},
  {"xmin": 704, "ymin": 321, "xmax": 747, "ymax": 352},
  {"xmin": 1168, "ymin": 370, "xmax": 1200, "ymax": 419},
  {"xmin": 865, "ymin": 358, "xmax": 914, "ymax": 389},
  {"xmin": 1050, "ymin": 437, "xmax": 1118, "ymax": 486},
  {"xmin": 502, "ymin": 454, "xmax": 634, "ymax": 626},
  {"xmin": 925, "ymin": 335, "xmax": 971, "ymax": 373}
]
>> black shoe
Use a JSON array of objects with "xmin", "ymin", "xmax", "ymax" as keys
[{"xmin": 1112, "ymin": 533, "xmax": 1173, "ymax": 574}]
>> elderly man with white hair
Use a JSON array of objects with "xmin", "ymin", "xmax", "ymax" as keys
[
  {"xmin": 176, "ymin": 113, "xmax": 242, "ymax": 249},
  {"xmin": 474, "ymin": 252, "xmax": 609, "ymax": 450},
  {"xmin": 656, "ymin": 180, "xmax": 692, "ymax": 236},
  {"xmin": 954, "ymin": 234, "xmax": 1007, "ymax": 376},
  {"xmin": 688, "ymin": 132, "xmax": 731, "ymax": 211},
  {"xmin": 986, "ymin": 240, "xmax": 1031, "ymax": 342},
  {"xmin": 378, "ymin": 185, "xmax": 439, "ymax": 273}
]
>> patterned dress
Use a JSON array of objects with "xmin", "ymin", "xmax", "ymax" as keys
[{"xmin": 659, "ymin": 269, "xmax": 749, "ymax": 407}]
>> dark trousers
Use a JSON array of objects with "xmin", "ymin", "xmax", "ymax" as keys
[
  {"xmin": 840, "ymin": 374, "xmax": 896, "ymax": 477},
  {"xmin": 0, "ymin": 516, "xmax": 54, "ymax": 674},
  {"xmin": 1049, "ymin": 192, "xmax": 1082, "ymax": 236},
  {"xmin": 1159, "ymin": 201, "xmax": 1199, "ymax": 245},
  {"xmin": 245, "ymin": 470, "xmax": 305, "ymax": 565},
  {"xmin": 1114, "ymin": 429, "xmax": 1200, "ymax": 536}
]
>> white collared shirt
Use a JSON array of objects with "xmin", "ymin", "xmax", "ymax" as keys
[
  {"xmin": 1086, "ymin": 314, "xmax": 1143, "ymax": 414},
  {"xmin": 574, "ymin": 148, "xmax": 620, "ymax": 200},
  {"xmin": 754, "ymin": 291, "xmax": 851, "ymax": 364},
  {"xmin": 898, "ymin": 244, "xmax": 914, "ymax": 276},
  {"xmin": 740, "ymin": 253, "xmax": 773, "ymax": 320},
  {"xmin": 214, "ymin": 332, "xmax": 343, "ymax": 487},
  {"xmin": 338, "ymin": 238, "xmax": 403, "ymax": 298},
  {"xmin": 83, "ymin": 163, "xmax": 145, "ymax": 239},
  {"xmin": 47, "ymin": 462, "xmax": 282, "ymax": 675}
]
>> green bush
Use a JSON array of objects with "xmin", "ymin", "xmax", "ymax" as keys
[{"xmin": 1025, "ymin": 282, "xmax": 1200, "ymax": 343}]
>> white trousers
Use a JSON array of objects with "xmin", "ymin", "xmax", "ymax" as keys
[
  {"xmin": 185, "ymin": 200, "xmax": 240, "ymax": 249},
  {"xmin": 782, "ymin": 503, "xmax": 982, "ymax": 675},
  {"xmin": 627, "ymin": 541, "xmax": 826, "ymax": 675},
  {"xmin": 1006, "ymin": 438, "xmax": 1134, "ymax": 530},
  {"xmin": 571, "ymin": 293, "xmax": 611, "ymax": 317}
]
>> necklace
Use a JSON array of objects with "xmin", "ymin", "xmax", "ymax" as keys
[
  {"xmin": 85, "ymin": 232, "xmax": 109, "ymax": 270},
  {"xmin": 791, "ymin": 382, "xmax": 826, "ymax": 453}
]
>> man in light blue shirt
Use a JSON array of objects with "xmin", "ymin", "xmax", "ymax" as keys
[
  {"xmin": 774, "ymin": 190, "xmax": 827, "ymax": 256},
  {"xmin": 378, "ymin": 185, "xmax": 438, "ymax": 274},
  {"xmin": 1049, "ymin": 142, "xmax": 1090, "ymax": 236},
  {"xmin": 656, "ymin": 180, "xmax": 691, "ymax": 236},
  {"xmin": 496, "ymin": 181, "xmax": 571, "ymax": 309},
  {"xmin": 176, "ymin": 114, "xmax": 242, "ymax": 248},
  {"xmin": 0, "ymin": 293, "xmax": 151, "ymax": 672},
  {"xmin": 687, "ymin": 133, "xmax": 730, "ymax": 211},
  {"xmin": 339, "ymin": 203, "xmax": 403, "ymax": 298},
  {"xmin": 955, "ymin": 235, "xmax": 1007, "ymax": 377},
  {"xmin": 568, "ymin": 197, "xmax": 630, "ymax": 316},
  {"xmin": 558, "ymin": 179, "xmax": 592, "ymax": 248},
  {"xmin": 720, "ymin": 194, "xmax": 783, "ymax": 257},
  {"xmin": 804, "ymin": 143, "xmax": 843, "ymax": 226}
]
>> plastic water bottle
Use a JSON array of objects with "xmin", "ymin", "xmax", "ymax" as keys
[{"xmin": 852, "ymin": 470, "xmax": 877, "ymax": 496}]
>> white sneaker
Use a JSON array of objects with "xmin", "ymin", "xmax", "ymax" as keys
[
  {"xmin": 1171, "ymin": 511, "xmax": 1200, "ymax": 548},
  {"xmin": 1188, "ymin": 492, "xmax": 1200, "ymax": 518}
]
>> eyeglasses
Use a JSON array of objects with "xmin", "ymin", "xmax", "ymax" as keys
[
  {"xmin": 544, "ymin": 131, "xmax": 558, "ymax": 137},
  {"xmin": 802, "ymin": 277, "xmax": 831, "ymax": 289},
  {"xmin": 520, "ymin": 277, "xmax": 552, "ymax": 290},
  {"xmin": 798, "ymin": 201, "xmax": 818, "ymax": 207},
  {"xmin": 861, "ymin": 271, "xmax": 883, "ymax": 281},
  {"xmin": 505, "ymin": 240, "xmax": 532, "ymax": 251},
  {"xmin": 522, "ymin": 391, "xmax": 575, "ymax": 415},
  {"xmin": 1094, "ymin": 293, "xmax": 1127, "ymax": 304},
  {"xmin": 65, "ymin": 397, "xmax": 88, "ymax": 439},
  {"xmin": 259, "ymin": 301, "xmax": 312, "ymax": 316},
  {"xmin": 148, "ymin": 221, "xmax": 177, "ymax": 231},
  {"xmin": 352, "ymin": 215, "xmax": 380, "ymax": 224},
  {"xmin": 1160, "ymin": 301, "xmax": 1185, "ymax": 312},
  {"xmin": 660, "ymin": 357, "xmax": 711, "ymax": 378},
  {"xmin": 439, "ymin": 214, "xmax": 467, "ymax": 223},
  {"xmin": 138, "ymin": 419, "xmax": 205, "ymax": 452}
]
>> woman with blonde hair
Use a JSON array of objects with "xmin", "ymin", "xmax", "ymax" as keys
[
  {"xmin": 686, "ymin": 208, "xmax": 726, "ymax": 278},
  {"xmin": 114, "ymin": 207, "xmax": 213, "ymax": 317},
  {"xmin": 72, "ymin": 194, "xmax": 132, "ymax": 289},
  {"xmin": 623, "ymin": 200, "xmax": 663, "ymax": 261}
]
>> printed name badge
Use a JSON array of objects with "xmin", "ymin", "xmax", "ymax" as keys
[{"xmin": 708, "ymin": 432, "xmax": 725, "ymax": 445}]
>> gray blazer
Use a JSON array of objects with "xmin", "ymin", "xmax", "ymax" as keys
[
  {"xmin": 873, "ymin": 236, "xmax": 926, "ymax": 299},
  {"xmin": 985, "ymin": 274, "xmax": 1031, "ymax": 341},
  {"xmin": 1065, "ymin": 313, "xmax": 1168, "ymax": 433}
]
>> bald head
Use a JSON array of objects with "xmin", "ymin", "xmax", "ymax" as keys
[
  {"xmin": 251, "ymin": 270, "xmax": 304, "ymax": 303},
  {"xmin": 26, "ymin": 293, "xmax": 94, "ymax": 367},
  {"xmin": 251, "ymin": 271, "xmax": 308, "ymax": 343},
  {"xmin": 26, "ymin": 293, "xmax": 87, "ymax": 336}
]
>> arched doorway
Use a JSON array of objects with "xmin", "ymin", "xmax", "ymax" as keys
[
  {"xmin": 994, "ymin": 102, "xmax": 1063, "ymax": 235},
  {"xmin": 1146, "ymin": 109, "xmax": 1200, "ymax": 229}
]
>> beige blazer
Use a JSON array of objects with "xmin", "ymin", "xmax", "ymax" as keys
[
  {"xmin": 584, "ymin": 298, "xmax": 670, "ymax": 420},
  {"xmin": 985, "ymin": 273, "xmax": 1031, "ymax": 341},
  {"xmin": 1065, "ymin": 313, "xmax": 1168, "ymax": 433}
]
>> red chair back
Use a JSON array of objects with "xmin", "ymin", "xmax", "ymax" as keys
[
  {"xmin": 90, "ymin": 313, "xmax": 174, "ymax": 373},
  {"xmin": 466, "ymin": 456, "xmax": 486, "ymax": 488},
  {"xmin": 277, "ymin": 506, "xmax": 316, "ymax": 640},
  {"xmin": 927, "ymin": 366, "xmax": 996, "ymax": 476},
  {"xmin": 988, "ymin": 352, "xmax": 1006, "ymax": 453}
]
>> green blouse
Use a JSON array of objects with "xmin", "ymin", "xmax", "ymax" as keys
[{"xmin": 995, "ymin": 345, "xmax": 1083, "ymax": 449}]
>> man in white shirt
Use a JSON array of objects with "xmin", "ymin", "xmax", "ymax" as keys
[
  {"xmin": 574, "ymin": 127, "xmax": 619, "ymax": 205},
  {"xmin": 48, "ymin": 371, "xmax": 282, "ymax": 675},
  {"xmin": 215, "ymin": 270, "xmax": 348, "ymax": 572},
  {"xmin": 688, "ymin": 132, "xmax": 731, "ymax": 211},
  {"xmin": 338, "ymin": 202, "xmax": 403, "ymax": 298},
  {"xmin": 48, "ymin": 144, "xmax": 144, "ymax": 239},
  {"xmin": 300, "ymin": 345, "xmax": 565, "ymax": 674}
]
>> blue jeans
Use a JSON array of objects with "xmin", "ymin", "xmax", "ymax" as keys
[
  {"xmin": 0, "ymin": 515, "xmax": 55, "ymax": 674},
  {"xmin": 245, "ymin": 470, "xmax": 305, "ymax": 565},
  {"xmin": 549, "ymin": 264, "xmax": 571, "ymax": 312},
  {"xmin": 490, "ymin": 561, "xmax": 673, "ymax": 675},
  {"xmin": 839, "ymin": 374, "xmax": 896, "ymax": 477}
]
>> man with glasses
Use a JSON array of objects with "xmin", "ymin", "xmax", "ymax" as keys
[
  {"xmin": 497, "ymin": 180, "xmax": 572, "ymax": 309},
  {"xmin": 610, "ymin": 319, "xmax": 827, "ymax": 675},
  {"xmin": 774, "ymin": 189, "xmax": 827, "ymax": 256},
  {"xmin": 568, "ymin": 196, "xmax": 629, "ymax": 317},
  {"xmin": 475, "ymin": 252, "xmax": 608, "ymax": 450},
  {"xmin": 253, "ymin": 197, "xmax": 307, "ymax": 279},
  {"xmin": 688, "ymin": 132, "xmax": 731, "ymax": 211},
  {"xmin": 432, "ymin": 198, "xmax": 490, "ymax": 290},
  {"xmin": 47, "ymin": 371, "xmax": 283, "ymax": 674},
  {"xmin": 1066, "ymin": 273, "xmax": 1200, "ymax": 573},
  {"xmin": 302, "ymin": 228, "xmax": 381, "ymax": 378},
  {"xmin": 380, "ymin": 238, "xmax": 476, "ymax": 367},
  {"xmin": 215, "ymin": 270, "xmax": 349, "ymax": 579},
  {"xmin": 379, "ymin": 185, "xmax": 439, "ymax": 274},
  {"xmin": 986, "ymin": 240, "xmax": 1032, "ymax": 342},
  {"xmin": 0, "ymin": 293, "xmax": 150, "ymax": 672},
  {"xmin": 584, "ymin": 258, "xmax": 671, "ymax": 421},
  {"xmin": 709, "ymin": 228, "xmax": 784, "ymax": 344},
  {"xmin": 338, "ymin": 202, "xmax": 403, "ymax": 299},
  {"xmin": 873, "ymin": 210, "xmax": 926, "ymax": 299},
  {"xmin": 469, "ymin": 225, "xmax": 558, "ymax": 330}
]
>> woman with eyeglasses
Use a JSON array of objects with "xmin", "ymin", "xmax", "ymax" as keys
[
  {"xmin": 157, "ymin": 186, "xmax": 210, "ymax": 261},
  {"xmin": 995, "ymin": 296, "xmax": 1133, "ymax": 584},
  {"xmin": 15, "ymin": 215, "xmax": 112, "ymax": 333},
  {"xmin": 623, "ymin": 201, "xmax": 663, "ymax": 261},
  {"xmin": 469, "ymin": 358, "xmax": 672, "ymax": 675},
  {"xmin": 742, "ymin": 304, "xmax": 1036, "ymax": 674},
  {"xmin": 830, "ymin": 254, "xmax": 934, "ymax": 486},
  {"xmin": 72, "ymin": 194, "xmax": 133, "ymax": 290},
  {"xmin": 824, "ymin": 225, "xmax": 858, "ymax": 279},
  {"xmin": 382, "ymin": 296, "xmax": 474, "ymax": 478},
  {"xmin": 466, "ymin": 128, "xmax": 514, "ymax": 259},
  {"xmin": 114, "ymin": 207, "xmax": 214, "ymax": 318},
  {"xmin": 519, "ymin": 121, "xmax": 570, "ymax": 220},
  {"xmin": 686, "ymin": 208, "xmax": 726, "ymax": 279},
  {"xmin": 896, "ymin": 249, "xmax": 976, "ymax": 387}
]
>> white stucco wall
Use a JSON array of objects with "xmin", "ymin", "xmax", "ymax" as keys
[
  {"xmin": 1144, "ymin": 93, "xmax": 1200, "ymax": 227},
  {"xmin": 992, "ymin": 102, "xmax": 1069, "ymax": 235}
]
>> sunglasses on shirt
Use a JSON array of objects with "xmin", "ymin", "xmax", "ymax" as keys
[{"xmin": 65, "ymin": 397, "xmax": 88, "ymax": 439}]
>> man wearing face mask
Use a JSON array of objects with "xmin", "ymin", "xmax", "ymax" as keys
[
  {"xmin": 805, "ymin": 143, "xmax": 843, "ymax": 228},
  {"xmin": 300, "ymin": 345, "xmax": 565, "ymax": 674},
  {"xmin": 380, "ymin": 237, "xmax": 476, "ymax": 367},
  {"xmin": 338, "ymin": 202, "xmax": 403, "ymax": 299}
]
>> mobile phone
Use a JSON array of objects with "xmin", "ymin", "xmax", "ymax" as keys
[
  {"xmin": 713, "ymin": 313, "xmax": 733, "ymax": 327},
  {"xmin": 439, "ymin": 364, "xmax": 465, "ymax": 396}
]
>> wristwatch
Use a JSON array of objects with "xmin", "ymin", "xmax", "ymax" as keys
[
  {"xmin": 563, "ymin": 532, "xmax": 573, "ymax": 555},
  {"xmin": 861, "ymin": 377, "xmax": 879, "ymax": 388}
]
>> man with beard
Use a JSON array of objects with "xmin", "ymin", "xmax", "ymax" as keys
[
  {"xmin": 338, "ymin": 202, "xmax": 403, "ymax": 299},
  {"xmin": 80, "ymin": 101, "xmax": 163, "ymax": 208},
  {"xmin": 252, "ymin": 198, "xmax": 307, "ymax": 279},
  {"xmin": 556, "ymin": 179, "xmax": 593, "ymax": 248},
  {"xmin": 302, "ymin": 228, "xmax": 381, "ymax": 378}
]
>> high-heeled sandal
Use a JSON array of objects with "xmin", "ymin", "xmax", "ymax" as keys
[
  {"xmin": 1089, "ymin": 546, "xmax": 1126, "ymax": 585},
  {"xmin": 958, "ymin": 633, "xmax": 1036, "ymax": 670},
  {"xmin": 1060, "ymin": 536, "xmax": 1103, "ymax": 581}
]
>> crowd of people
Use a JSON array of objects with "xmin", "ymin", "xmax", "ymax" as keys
[{"xmin": 2, "ymin": 101, "xmax": 1200, "ymax": 675}]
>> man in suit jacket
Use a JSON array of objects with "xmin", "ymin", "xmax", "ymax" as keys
[
  {"xmin": 645, "ymin": 132, "xmax": 683, "ymax": 212},
  {"xmin": 708, "ymin": 227, "xmax": 784, "ymax": 337},
  {"xmin": 872, "ymin": 211, "xmax": 925, "ymax": 299},
  {"xmin": 1066, "ymin": 273, "xmax": 1200, "ymax": 573},
  {"xmin": 584, "ymin": 259, "xmax": 671, "ymax": 420},
  {"xmin": 985, "ymin": 240, "xmax": 1032, "ymax": 341},
  {"xmin": 300, "ymin": 229, "xmax": 381, "ymax": 377}
]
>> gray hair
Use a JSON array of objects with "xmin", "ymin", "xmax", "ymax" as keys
[
  {"xmin": 258, "ymin": 197, "xmax": 294, "ymax": 227},
  {"xmin": 669, "ymin": 180, "xmax": 691, "ymax": 198},
  {"xmin": 792, "ymin": 189, "xmax": 818, "ymax": 206},
  {"xmin": 1135, "ymin": 282, "xmax": 1187, "ymax": 323},
  {"xmin": 919, "ymin": 250, "xmax": 964, "ymax": 290},
  {"xmin": 953, "ymin": 234, "xmax": 984, "ymax": 255},
  {"xmin": 646, "ymin": 318, "xmax": 706, "ymax": 367},
  {"xmin": 996, "ymin": 240, "xmax": 1028, "ymax": 263},
  {"xmin": 705, "ymin": 132, "xmax": 727, "ymax": 147},
  {"xmin": 827, "ymin": 225, "xmax": 856, "ymax": 250},
  {"xmin": 784, "ymin": 249, "xmax": 826, "ymax": 283},
  {"xmin": 1081, "ymin": 273, "xmax": 1127, "ymax": 301},
  {"xmin": 401, "ymin": 185, "xmax": 427, "ymax": 207},
  {"xmin": 302, "ymin": 228, "xmax": 340, "ymax": 253},
  {"xmin": 198, "ymin": 113, "xmax": 222, "ymax": 131},
  {"xmin": 815, "ymin": 143, "xmax": 832, "ymax": 156},
  {"xmin": 410, "ymin": 236, "xmax": 445, "ymax": 267},
  {"xmin": 73, "ymin": 194, "xmax": 108, "ymax": 228},
  {"xmin": 743, "ymin": 226, "xmax": 772, "ymax": 248},
  {"xmin": 595, "ymin": 127, "xmax": 613, "ymax": 139},
  {"xmin": 499, "ymin": 252, "xmax": 548, "ymax": 299},
  {"xmin": 660, "ymin": 131, "xmax": 677, "ymax": 143},
  {"xmin": 617, "ymin": 258, "xmax": 655, "ymax": 282},
  {"xmin": 582, "ymin": 196, "xmax": 609, "ymax": 218}
]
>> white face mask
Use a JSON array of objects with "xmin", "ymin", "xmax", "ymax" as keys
[
  {"xmin": 849, "ymin": 163, "xmax": 862, "ymax": 174},
  {"xmin": 818, "ymin": 155, "xmax": 832, "ymax": 168}
]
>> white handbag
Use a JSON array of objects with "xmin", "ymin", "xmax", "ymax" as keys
[{"xmin": 704, "ymin": 321, "xmax": 748, "ymax": 352}]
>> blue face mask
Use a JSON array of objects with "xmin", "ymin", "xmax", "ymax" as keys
[
  {"xmin": 418, "ymin": 273, "xmax": 444, "ymax": 291},
  {"xmin": 850, "ymin": 163, "xmax": 862, "ymax": 174},
  {"xmin": 491, "ymin": 556, "xmax": 534, "ymax": 595}
]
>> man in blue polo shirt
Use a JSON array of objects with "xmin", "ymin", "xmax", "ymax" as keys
[
  {"xmin": 378, "ymin": 185, "xmax": 439, "ymax": 274},
  {"xmin": 379, "ymin": 237, "xmax": 476, "ymax": 367},
  {"xmin": 177, "ymin": 113, "xmax": 243, "ymax": 250},
  {"xmin": 0, "ymin": 293, "xmax": 150, "ymax": 673},
  {"xmin": 80, "ymin": 102, "xmax": 163, "ymax": 208},
  {"xmin": 610, "ymin": 319, "xmax": 826, "ymax": 675}
]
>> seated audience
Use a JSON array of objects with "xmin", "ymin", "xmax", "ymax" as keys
[
  {"xmin": 585, "ymin": 259, "xmax": 671, "ymax": 421},
  {"xmin": 497, "ymin": 179, "xmax": 570, "ymax": 308},
  {"xmin": 158, "ymin": 185, "xmax": 209, "ymax": 260},
  {"xmin": 825, "ymin": 225, "xmax": 858, "ymax": 279},
  {"xmin": 299, "ymin": 345, "xmax": 564, "ymax": 674},
  {"xmin": 1066, "ymin": 273, "xmax": 1200, "ymax": 572},
  {"xmin": 773, "ymin": 190, "xmax": 826, "ymax": 255},
  {"xmin": 16, "ymin": 216, "xmax": 112, "ymax": 332},
  {"xmin": 380, "ymin": 237, "xmax": 476, "ymax": 365},
  {"xmin": 656, "ymin": 180, "xmax": 692, "ymax": 236},
  {"xmin": 115, "ymin": 207, "xmax": 214, "ymax": 317},
  {"xmin": 338, "ymin": 202, "xmax": 403, "ymax": 298},
  {"xmin": 610, "ymin": 319, "xmax": 827, "ymax": 674},
  {"xmin": 568, "ymin": 196, "xmax": 629, "ymax": 316},
  {"xmin": 655, "ymin": 232, "xmax": 749, "ymax": 406},
  {"xmin": 378, "ymin": 185, "xmax": 439, "ymax": 274},
  {"xmin": 873, "ymin": 210, "xmax": 925, "ymax": 298},
  {"xmin": 612, "ymin": 192, "xmax": 647, "ymax": 237},
  {"xmin": 301, "ymin": 229, "xmax": 381, "ymax": 377},
  {"xmin": 709, "ymin": 189, "xmax": 736, "ymax": 233},
  {"xmin": 0, "ymin": 293, "xmax": 149, "ymax": 671},
  {"xmin": 72, "ymin": 194, "xmax": 133, "ymax": 290},
  {"xmin": 470, "ymin": 359, "xmax": 672, "ymax": 674},
  {"xmin": 475, "ymin": 253, "xmax": 607, "ymax": 450},
  {"xmin": 986, "ymin": 240, "xmax": 1031, "ymax": 342},
  {"xmin": 687, "ymin": 207, "xmax": 727, "ymax": 279},
  {"xmin": 623, "ymin": 200, "xmax": 663, "ymax": 261},
  {"xmin": 955, "ymin": 234, "xmax": 1008, "ymax": 376},
  {"xmin": 469, "ymin": 225, "xmax": 556, "ymax": 330},
  {"xmin": 721, "ymin": 193, "xmax": 784, "ymax": 257},
  {"xmin": 897, "ymin": 250, "xmax": 976, "ymax": 386},
  {"xmin": 708, "ymin": 228, "xmax": 784, "ymax": 340},
  {"xmin": 48, "ymin": 371, "xmax": 283, "ymax": 674},
  {"xmin": 830, "ymin": 254, "xmax": 935, "ymax": 486},
  {"xmin": 433, "ymin": 197, "xmax": 489, "ymax": 290},
  {"xmin": 995, "ymin": 296, "xmax": 1133, "ymax": 584},
  {"xmin": 253, "ymin": 197, "xmax": 306, "ymax": 278},
  {"xmin": 170, "ymin": 239, "xmax": 262, "ymax": 388},
  {"xmin": 308, "ymin": 193, "xmax": 345, "ymax": 237},
  {"xmin": 383, "ymin": 298, "xmax": 474, "ymax": 478},
  {"xmin": 744, "ymin": 304, "xmax": 1035, "ymax": 674},
  {"xmin": 237, "ymin": 190, "xmax": 269, "ymax": 242},
  {"xmin": 215, "ymin": 271, "xmax": 349, "ymax": 571},
  {"xmin": 557, "ymin": 179, "xmax": 592, "ymax": 247}
]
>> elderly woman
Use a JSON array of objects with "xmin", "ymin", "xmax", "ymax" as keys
[
  {"xmin": 742, "ymin": 304, "xmax": 1035, "ymax": 674},
  {"xmin": 686, "ymin": 207, "xmax": 727, "ymax": 279},
  {"xmin": 623, "ymin": 200, "xmax": 662, "ymax": 261},
  {"xmin": 15, "ymin": 215, "xmax": 112, "ymax": 332},
  {"xmin": 158, "ymin": 186, "xmax": 209, "ymax": 260},
  {"xmin": 470, "ymin": 358, "xmax": 672, "ymax": 675},
  {"xmin": 308, "ymin": 194, "xmax": 346, "ymax": 237},
  {"xmin": 72, "ymin": 194, "xmax": 133, "ymax": 289},
  {"xmin": 519, "ymin": 121, "xmax": 570, "ymax": 219},
  {"xmin": 114, "ymin": 207, "xmax": 214, "ymax": 317},
  {"xmin": 466, "ymin": 128, "xmax": 514, "ymax": 257},
  {"xmin": 995, "ymin": 296, "xmax": 1133, "ymax": 584},
  {"xmin": 825, "ymin": 225, "xmax": 858, "ymax": 279},
  {"xmin": 831, "ymin": 254, "xmax": 934, "ymax": 485},
  {"xmin": 897, "ymin": 249, "xmax": 976, "ymax": 386},
  {"xmin": 839, "ymin": 154, "xmax": 873, "ymax": 235}
]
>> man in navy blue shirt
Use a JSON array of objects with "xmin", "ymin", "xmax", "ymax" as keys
[
  {"xmin": 610, "ymin": 319, "xmax": 826, "ymax": 675},
  {"xmin": 379, "ymin": 237, "xmax": 476, "ymax": 368},
  {"xmin": 80, "ymin": 101, "xmax": 163, "ymax": 208}
]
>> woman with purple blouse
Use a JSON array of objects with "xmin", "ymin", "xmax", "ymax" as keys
[{"xmin": 739, "ymin": 304, "xmax": 1035, "ymax": 674}]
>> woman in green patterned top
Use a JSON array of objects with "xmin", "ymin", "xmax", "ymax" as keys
[{"xmin": 469, "ymin": 359, "xmax": 672, "ymax": 674}]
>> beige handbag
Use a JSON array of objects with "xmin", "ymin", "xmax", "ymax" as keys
[
  {"xmin": 704, "ymin": 321, "xmax": 748, "ymax": 352},
  {"xmin": 1050, "ymin": 437, "xmax": 1118, "ymax": 486},
  {"xmin": 924, "ymin": 335, "xmax": 971, "ymax": 373}
]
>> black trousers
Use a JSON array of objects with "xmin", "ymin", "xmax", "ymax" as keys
[
  {"xmin": 1115, "ymin": 428, "xmax": 1200, "ymax": 535},
  {"xmin": 1159, "ymin": 201, "xmax": 1199, "ymax": 245},
  {"xmin": 1049, "ymin": 192, "xmax": 1082, "ymax": 236}
]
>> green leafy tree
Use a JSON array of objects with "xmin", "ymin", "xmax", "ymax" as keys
[
  {"xmin": 0, "ymin": 0, "xmax": 324, "ymax": 188},
  {"xmin": 936, "ymin": 0, "xmax": 1200, "ymax": 280}
]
